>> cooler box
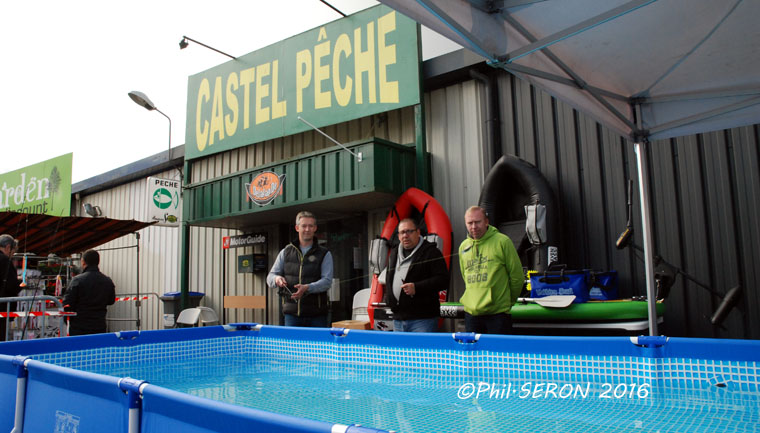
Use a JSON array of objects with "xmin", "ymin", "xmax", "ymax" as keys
[{"xmin": 529, "ymin": 269, "xmax": 590, "ymax": 303}]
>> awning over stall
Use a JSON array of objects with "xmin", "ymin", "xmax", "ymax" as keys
[{"xmin": 0, "ymin": 211, "xmax": 156, "ymax": 257}]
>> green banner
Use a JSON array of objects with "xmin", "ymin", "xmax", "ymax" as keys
[
  {"xmin": 185, "ymin": 5, "xmax": 421, "ymax": 160},
  {"xmin": 0, "ymin": 153, "xmax": 73, "ymax": 216}
]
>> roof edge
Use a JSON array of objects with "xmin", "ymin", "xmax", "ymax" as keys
[{"xmin": 72, "ymin": 145, "xmax": 185, "ymax": 196}]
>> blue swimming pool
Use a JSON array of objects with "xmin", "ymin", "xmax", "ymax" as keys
[{"xmin": 1, "ymin": 325, "xmax": 759, "ymax": 432}]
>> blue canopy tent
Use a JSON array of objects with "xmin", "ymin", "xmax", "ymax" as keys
[{"xmin": 378, "ymin": 0, "xmax": 760, "ymax": 334}]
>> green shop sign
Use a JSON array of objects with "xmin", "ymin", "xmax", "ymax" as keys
[
  {"xmin": 0, "ymin": 153, "xmax": 73, "ymax": 216},
  {"xmin": 185, "ymin": 4, "xmax": 421, "ymax": 160}
]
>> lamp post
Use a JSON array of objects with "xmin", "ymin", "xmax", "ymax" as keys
[
  {"xmin": 128, "ymin": 91, "xmax": 172, "ymax": 161},
  {"xmin": 179, "ymin": 36, "xmax": 236, "ymax": 60}
]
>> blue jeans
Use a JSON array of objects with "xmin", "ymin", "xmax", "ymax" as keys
[
  {"xmin": 283, "ymin": 314, "xmax": 328, "ymax": 328},
  {"xmin": 393, "ymin": 318, "xmax": 439, "ymax": 332}
]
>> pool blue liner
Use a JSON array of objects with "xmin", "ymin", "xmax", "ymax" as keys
[
  {"xmin": 6, "ymin": 325, "xmax": 759, "ymax": 362},
  {"xmin": 1, "ymin": 325, "xmax": 759, "ymax": 432}
]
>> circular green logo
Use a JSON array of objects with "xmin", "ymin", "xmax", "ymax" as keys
[{"xmin": 153, "ymin": 188, "xmax": 173, "ymax": 209}]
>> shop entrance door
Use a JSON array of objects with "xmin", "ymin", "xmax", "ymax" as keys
[{"xmin": 317, "ymin": 216, "xmax": 367, "ymax": 323}]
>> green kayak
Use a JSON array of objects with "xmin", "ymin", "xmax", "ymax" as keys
[{"xmin": 440, "ymin": 300, "xmax": 664, "ymax": 322}]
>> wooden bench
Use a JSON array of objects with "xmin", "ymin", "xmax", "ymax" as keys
[{"xmin": 223, "ymin": 296, "xmax": 266, "ymax": 309}]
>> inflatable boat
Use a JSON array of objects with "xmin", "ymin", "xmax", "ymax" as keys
[
  {"xmin": 367, "ymin": 188, "xmax": 453, "ymax": 327},
  {"xmin": 479, "ymin": 154, "xmax": 560, "ymax": 272}
]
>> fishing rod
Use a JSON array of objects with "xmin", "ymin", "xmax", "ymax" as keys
[{"xmin": 614, "ymin": 178, "xmax": 742, "ymax": 326}]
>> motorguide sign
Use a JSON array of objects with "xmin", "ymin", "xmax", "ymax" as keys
[
  {"xmin": 147, "ymin": 177, "xmax": 181, "ymax": 226},
  {"xmin": 222, "ymin": 233, "xmax": 267, "ymax": 249}
]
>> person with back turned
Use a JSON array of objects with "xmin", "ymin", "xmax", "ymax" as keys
[
  {"xmin": 63, "ymin": 249, "xmax": 116, "ymax": 335},
  {"xmin": 459, "ymin": 206, "xmax": 524, "ymax": 334},
  {"xmin": 0, "ymin": 234, "xmax": 22, "ymax": 341},
  {"xmin": 382, "ymin": 218, "xmax": 449, "ymax": 332},
  {"xmin": 267, "ymin": 211, "xmax": 334, "ymax": 327}
]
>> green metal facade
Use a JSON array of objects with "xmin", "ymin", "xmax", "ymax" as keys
[{"xmin": 184, "ymin": 138, "xmax": 415, "ymax": 227}]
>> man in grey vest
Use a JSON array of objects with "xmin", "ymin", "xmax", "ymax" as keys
[{"xmin": 267, "ymin": 211, "xmax": 334, "ymax": 327}]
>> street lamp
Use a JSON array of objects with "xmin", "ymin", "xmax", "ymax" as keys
[
  {"xmin": 128, "ymin": 91, "xmax": 172, "ymax": 161},
  {"xmin": 179, "ymin": 36, "xmax": 236, "ymax": 60}
]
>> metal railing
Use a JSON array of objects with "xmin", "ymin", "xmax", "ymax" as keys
[
  {"xmin": 106, "ymin": 291, "xmax": 161, "ymax": 331},
  {"xmin": 1, "ymin": 295, "xmax": 71, "ymax": 341}
]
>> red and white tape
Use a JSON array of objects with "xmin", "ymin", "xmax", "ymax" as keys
[
  {"xmin": 115, "ymin": 296, "xmax": 149, "ymax": 302},
  {"xmin": 0, "ymin": 311, "xmax": 76, "ymax": 318}
]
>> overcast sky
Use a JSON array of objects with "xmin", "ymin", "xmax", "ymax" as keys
[{"xmin": 0, "ymin": 0, "xmax": 460, "ymax": 183}]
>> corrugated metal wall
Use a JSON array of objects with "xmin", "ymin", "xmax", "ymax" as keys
[
  {"xmin": 77, "ymin": 167, "xmax": 182, "ymax": 332},
  {"xmin": 424, "ymin": 79, "xmax": 488, "ymax": 299},
  {"xmin": 426, "ymin": 69, "xmax": 759, "ymax": 339}
]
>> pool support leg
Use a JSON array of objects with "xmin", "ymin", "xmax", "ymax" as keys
[
  {"xmin": 11, "ymin": 356, "xmax": 30, "ymax": 433},
  {"xmin": 119, "ymin": 378, "xmax": 148, "ymax": 433}
]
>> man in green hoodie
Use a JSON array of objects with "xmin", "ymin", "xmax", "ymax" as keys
[{"xmin": 459, "ymin": 206, "xmax": 524, "ymax": 334}]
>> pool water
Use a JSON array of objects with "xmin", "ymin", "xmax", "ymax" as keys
[{"xmin": 82, "ymin": 351, "xmax": 759, "ymax": 433}]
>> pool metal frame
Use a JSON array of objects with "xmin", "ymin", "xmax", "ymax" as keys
[{"xmin": 1, "ymin": 324, "xmax": 759, "ymax": 433}]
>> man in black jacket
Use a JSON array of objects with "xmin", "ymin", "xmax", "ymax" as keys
[
  {"xmin": 0, "ymin": 234, "xmax": 22, "ymax": 341},
  {"xmin": 383, "ymin": 219, "xmax": 449, "ymax": 332},
  {"xmin": 63, "ymin": 249, "xmax": 115, "ymax": 335}
]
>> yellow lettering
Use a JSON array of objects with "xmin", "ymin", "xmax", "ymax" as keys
[
  {"xmin": 314, "ymin": 41, "xmax": 331, "ymax": 109},
  {"xmin": 271, "ymin": 60, "xmax": 287, "ymax": 119},
  {"xmin": 354, "ymin": 22, "xmax": 376, "ymax": 104},
  {"xmin": 225, "ymin": 72, "xmax": 239, "ymax": 136},
  {"xmin": 296, "ymin": 49, "xmax": 312, "ymax": 113},
  {"xmin": 333, "ymin": 33, "xmax": 352, "ymax": 107},
  {"xmin": 377, "ymin": 12, "xmax": 399, "ymax": 103},
  {"xmin": 240, "ymin": 67, "xmax": 255, "ymax": 130},
  {"xmin": 209, "ymin": 77, "xmax": 225, "ymax": 144},
  {"xmin": 196, "ymin": 78, "xmax": 210, "ymax": 151},
  {"xmin": 255, "ymin": 63, "xmax": 271, "ymax": 125}
]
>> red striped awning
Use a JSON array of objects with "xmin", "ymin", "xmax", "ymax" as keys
[{"xmin": 0, "ymin": 212, "xmax": 156, "ymax": 257}]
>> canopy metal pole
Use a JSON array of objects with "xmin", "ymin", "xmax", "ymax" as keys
[{"xmin": 634, "ymin": 140, "xmax": 659, "ymax": 336}]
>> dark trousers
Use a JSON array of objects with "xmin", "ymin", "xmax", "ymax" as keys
[
  {"xmin": 283, "ymin": 314, "xmax": 328, "ymax": 327},
  {"xmin": 464, "ymin": 312, "xmax": 512, "ymax": 334},
  {"xmin": 69, "ymin": 326, "xmax": 107, "ymax": 336}
]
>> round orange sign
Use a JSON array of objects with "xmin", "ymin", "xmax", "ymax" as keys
[{"xmin": 245, "ymin": 171, "xmax": 285, "ymax": 206}]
